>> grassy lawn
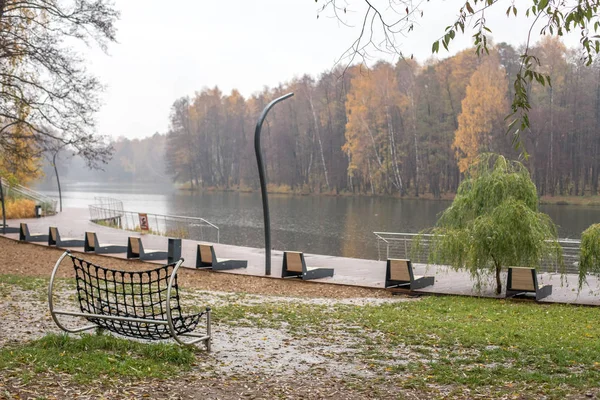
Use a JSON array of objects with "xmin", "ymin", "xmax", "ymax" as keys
[
  {"xmin": 0, "ymin": 334, "xmax": 196, "ymax": 384},
  {"xmin": 1, "ymin": 273, "xmax": 600, "ymax": 398},
  {"xmin": 210, "ymin": 296, "xmax": 600, "ymax": 396}
]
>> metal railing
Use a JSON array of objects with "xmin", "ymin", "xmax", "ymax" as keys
[
  {"xmin": 88, "ymin": 198, "xmax": 219, "ymax": 243},
  {"xmin": 0, "ymin": 180, "xmax": 58, "ymax": 215},
  {"xmin": 374, "ymin": 232, "xmax": 581, "ymax": 274}
]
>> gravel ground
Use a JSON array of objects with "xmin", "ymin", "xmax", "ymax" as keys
[
  {"xmin": 0, "ymin": 280, "xmax": 418, "ymax": 399},
  {"xmin": 0, "ymin": 237, "xmax": 430, "ymax": 399}
]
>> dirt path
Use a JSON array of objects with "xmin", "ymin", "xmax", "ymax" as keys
[{"xmin": 0, "ymin": 236, "xmax": 390, "ymax": 299}]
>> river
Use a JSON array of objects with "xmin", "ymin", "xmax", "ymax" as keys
[{"xmin": 37, "ymin": 182, "xmax": 600, "ymax": 260}]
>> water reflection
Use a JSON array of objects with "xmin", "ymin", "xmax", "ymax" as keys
[{"xmin": 36, "ymin": 182, "xmax": 600, "ymax": 259}]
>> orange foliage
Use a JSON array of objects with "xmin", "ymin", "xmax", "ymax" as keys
[
  {"xmin": 453, "ymin": 54, "xmax": 509, "ymax": 172},
  {"xmin": 0, "ymin": 198, "xmax": 36, "ymax": 219}
]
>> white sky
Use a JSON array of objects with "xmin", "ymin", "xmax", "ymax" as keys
[{"xmin": 86, "ymin": 0, "xmax": 583, "ymax": 140}]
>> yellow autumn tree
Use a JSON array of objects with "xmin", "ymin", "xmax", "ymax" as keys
[
  {"xmin": 344, "ymin": 62, "xmax": 405, "ymax": 194},
  {"xmin": 0, "ymin": 127, "xmax": 42, "ymax": 184},
  {"xmin": 453, "ymin": 55, "xmax": 509, "ymax": 172}
]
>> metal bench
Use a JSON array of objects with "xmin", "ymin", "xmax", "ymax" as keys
[
  {"xmin": 48, "ymin": 251, "xmax": 211, "ymax": 349},
  {"xmin": 506, "ymin": 267, "xmax": 552, "ymax": 301},
  {"xmin": 84, "ymin": 231, "xmax": 127, "ymax": 254},
  {"xmin": 127, "ymin": 237, "xmax": 181, "ymax": 262},
  {"xmin": 48, "ymin": 227, "xmax": 85, "ymax": 247},
  {"xmin": 195, "ymin": 244, "xmax": 247, "ymax": 270},
  {"xmin": 19, "ymin": 223, "xmax": 49, "ymax": 242},
  {"xmin": 385, "ymin": 258, "xmax": 434, "ymax": 290},
  {"xmin": 281, "ymin": 251, "xmax": 334, "ymax": 280}
]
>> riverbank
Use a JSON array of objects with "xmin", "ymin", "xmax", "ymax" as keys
[
  {"xmin": 175, "ymin": 183, "xmax": 600, "ymax": 206},
  {"xmin": 539, "ymin": 195, "xmax": 600, "ymax": 206}
]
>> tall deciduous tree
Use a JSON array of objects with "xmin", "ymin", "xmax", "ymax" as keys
[
  {"xmin": 317, "ymin": 0, "xmax": 600, "ymax": 150},
  {"xmin": 454, "ymin": 54, "xmax": 509, "ymax": 172},
  {"xmin": 0, "ymin": 0, "xmax": 118, "ymax": 174}
]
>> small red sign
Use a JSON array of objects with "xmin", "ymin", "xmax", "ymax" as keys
[{"xmin": 138, "ymin": 213, "xmax": 149, "ymax": 231}]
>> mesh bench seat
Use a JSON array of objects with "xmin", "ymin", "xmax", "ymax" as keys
[
  {"xmin": 281, "ymin": 251, "xmax": 334, "ymax": 280},
  {"xmin": 506, "ymin": 267, "xmax": 552, "ymax": 301},
  {"xmin": 48, "ymin": 251, "xmax": 211, "ymax": 349},
  {"xmin": 195, "ymin": 244, "xmax": 247, "ymax": 270},
  {"xmin": 385, "ymin": 259, "xmax": 434, "ymax": 290}
]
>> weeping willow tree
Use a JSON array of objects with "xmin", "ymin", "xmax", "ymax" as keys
[
  {"xmin": 578, "ymin": 224, "xmax": 600, "ymax": 290},
  {"xmin": 420, "ymin": 153, "xmax": 563, "ymax": 294}
]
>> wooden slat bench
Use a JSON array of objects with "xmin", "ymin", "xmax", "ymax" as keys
[
  {"xmin": 281, "ymin": 251, "xmax": 334, "ymax": 280},
  {"xmin": 127, "ymin": 237, "xmax": 182, "ymax": 263},
  {"xmin": 506, "ymin": 267, "xmax": 552, "ymax": 301},
  {"xmin": 195, "ymin": 244, "xmax": 247, "ymax": 270},
  {"xmin": 84, "ymin": 232, "xmax": 127, "ymax": 254},
  {"xmin": 48, "ymin": 227, "xmax": 84, "ymax": 247},
  {"xmin": 385, "ymin": 259, "xmax": 434, "ymax": 290},
  {"xmin": 20, "ymin": 223, "xmax": 48, "ymax": 242}
]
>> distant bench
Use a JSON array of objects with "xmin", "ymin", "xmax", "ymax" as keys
[
  {"xmin": 127, "ymin": 236, "xmax": 181, "ymax": 263},
  {"xmin": 195, "ymin": 244, "xmax": 247, "ymax": 270},
  {"xmin": 84, "ymin": 232, "xmax": 127, "ymax": 254},
  {"xmin": 20, "ymin": 223, "xmax": 48, "ymax": 242},
  {"xmin": 385, "ymin": 259, "xmax": 434, "ymax": 290},
  {"xmin": 281, "ymin": 251, "xmax": 334, "ymax": 280},
  {"xmin": 506, "ymin": 267, "xmax": 552, "ymax": 301}
]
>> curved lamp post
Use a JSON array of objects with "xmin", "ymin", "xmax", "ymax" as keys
[{"xmin": 254, "ymin": 92, "xmax": 294, "ymax": 275}]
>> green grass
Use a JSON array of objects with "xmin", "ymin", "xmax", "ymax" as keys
[
  {"xmin": 211, "ymin": 296, "xmax": 600, "ymax": 395},
  {"xmin": 2, "ymin": 273, "xmax": 600, "ymax": 396},
  {"xmin": 0, "ymin": 274, "xmax": 74, "ymax": 301},
  {"xmin": 0, "ymin": 274, "xmax": 51, "ymax": 299},
  {"xmin": 0, "ymin": 333, "xmax": 197, "ymax": 383}
]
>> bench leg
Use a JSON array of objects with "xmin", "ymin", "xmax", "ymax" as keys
[
  {"xmin": 213, "ymin": 260, "xmax": 248, "ymax": 270},
  {"xmin": 140, "ymin": 252, "xmax": 169, "ymax": 261},
  {"xmin": 410, "ymin": 276, "xmax": 435, "ymax": 290},
  {"xmin": 536, "ymin": 285, "xmax": 553, "ymax": 301},
  {"xmin": 505, "ymin": 289, "xmax": 523, "ymax": 299},
  {"xmin": 303, "ymin": 268, "xmax": 334, "ymax": 280}
]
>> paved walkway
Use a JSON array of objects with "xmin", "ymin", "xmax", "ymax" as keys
[{"xmin": 2, "ymin": 208, "xmax": 599, "ymax": 306}]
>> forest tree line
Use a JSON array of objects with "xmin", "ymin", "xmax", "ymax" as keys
[
  {"xmin": 38, "ymin": 134, "xmax": 169, "ymax": 186},
  {"xmin": 162, "ymin": 37, "xmax": 600, "ymax": 197}
]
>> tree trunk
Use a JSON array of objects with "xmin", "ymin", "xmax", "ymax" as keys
[
  {"xmin": 307, "ymin": 90, "xmax": 330, "ymax": 191},
  {"xmin": 53, "ymin": 153, "xmax": 63, "ymax": 212},
  {"xmin": 495, "ymin": 263, "xmax": 502, "ymax": 295}
]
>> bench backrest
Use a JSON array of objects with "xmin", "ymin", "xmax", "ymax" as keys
[
  {"xmin": 508, "ymin": 267, "xmax": 537, "ymax": 292},
  {"xmin": 387, "ymin": 259, "xmax": 414, "ymax": 282},
  {"xmin": 19, "ymin": 223, "xmax": 29, "ymax": 240},
  {"xmin": 49, "ymin": 227, "xmax": 58, "ymax": 245},
  {"xmin": 84, "ymin": 232, "xmax": 98, "ymax": 251},
  {"xmin": 196, "ymin": 244, "xmax": 216, "ymax": 267},
  {"xmin": 127, "ymin": 237, "xmax": 142, "ymax": 258},
  {"xmin": 285, "ymin": 252, "xmax": 304, "ymax": 273}
]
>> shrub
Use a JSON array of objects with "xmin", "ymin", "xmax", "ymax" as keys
[
  {"xmin": 0, "ymin": 198, "xmax": 36, "ymax": 219},
  {"xmin": 417, "ymin": 153, "xmax": 563, "ymax": 294},
  {"xmin": 578, "ymin": 223, "xmax": 600, "ymax": 289}
]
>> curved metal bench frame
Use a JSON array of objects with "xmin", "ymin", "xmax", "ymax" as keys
[{"xmin": 48, "ymin": 251, "xmax": 212, "ymax": 350}]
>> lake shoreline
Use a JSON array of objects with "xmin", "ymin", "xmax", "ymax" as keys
[{"xmin": 174, "ymin": 185, "xmax": 600, "ymax": 206}]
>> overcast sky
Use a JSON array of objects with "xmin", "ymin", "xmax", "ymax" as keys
[{"xmin": 87, "ymin": 0, "xmax": 582, "ymax": 140}]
